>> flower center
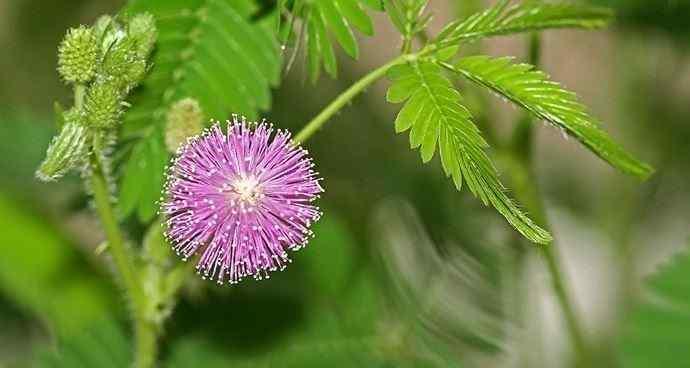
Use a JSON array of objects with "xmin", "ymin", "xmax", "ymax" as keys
[{"xmin": 232, "ymin": 176, "xmax": 262, "ymax": 205}]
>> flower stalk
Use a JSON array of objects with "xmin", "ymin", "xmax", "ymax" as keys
[
  {"xmin": 294, "ymin": 55, "xmax": 410, "ymax": 143},
  {"xmin": 508, "ymin": 33, "xmax": 588, "ymax": 364}
]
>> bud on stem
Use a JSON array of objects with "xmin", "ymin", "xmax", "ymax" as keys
[
  {"xmin": 164, "ymin": 98, "xmax": 204, "ymax": 152},
  {"xmin": 36, "ymin": 122, "xmax": 91, "ymax": 181},
  {"xmin": 58, "ymin": 26, "xmax": 98, "ymax": 84}
]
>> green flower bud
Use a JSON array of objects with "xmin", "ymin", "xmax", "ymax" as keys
[
  {"xmin": 36, "ymin": 122, "xmax": 91, "ymax": 181},
  {"xmin": 128, "ymin": 13, "xmax": 157, "ymax": 59},
  {"xmin": 92, "ymin": 15, "xmax": 114, "ymax": 42},
  {"xmin": 101, "ymin": 36, "xmax": 148, "ymax": 91},
  {"xmin": 58, "ymin": 26, "xmax": 98, "ymax": 84},
  {"xmin": 84, "ymin": 82, "xmax": 122, "ymax": 128},
  {"xmin": 164, "ymin": 98, "xmax": 204, "ymax": 152}
]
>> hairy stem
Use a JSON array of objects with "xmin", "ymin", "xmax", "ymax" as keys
[
  {"xmin": 294, "ymin": 55, "xmax": 409, "ymax": 143},
  {"xmin": 90, "ymin": 167, "xmax": 157, "ymax": 367},
  {"xmin": 78, "ymin": 86, "xmax": 157, "ymax": 368},
  {"xmin": 509, "ymin": 33, "xmax": 588, "ymax": 364}
]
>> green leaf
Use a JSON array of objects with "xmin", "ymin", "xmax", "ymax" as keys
[
  {"xmin": 386, "ymin": 61, "xmax": 552, "ymax": 244},
  {"xmin": 386, "ymin": 0, "xmax": 429, "ymax": 35},
  {"xmin": 34, "ymin": 320, "xmax": 130, "ymax": 368},
  {"xmin": 435, "ymin": 0, "xmax": 613, "ymax": 45},
  {"xmin": 619, "ymin": 244, "xmax": 690, "ymax": 368},
  {"xmin": 281, "ymin": 0, "xmax": 377, "ymax": 81},
  {"xmin": 118, "ymin": 130, "xmax": 167, "ymax": 222},
  {"xmin": 449, "ymin": 55, "xmax": 653, "ymax": 179},
  {"xmin": 0, "ymin": 194, "xmax": 116, "ymax": 337},
  {"xmin": 301, "ymin": 212, "xmax": 357, "ymax": 297},
  {"xmin": 119, "ymin": 0, "xmax": 281, "ymax": 222}
]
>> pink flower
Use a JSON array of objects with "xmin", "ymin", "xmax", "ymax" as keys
[{"xmin": 162, "ymin": 118, "xmax": 323, "ymax": 284}]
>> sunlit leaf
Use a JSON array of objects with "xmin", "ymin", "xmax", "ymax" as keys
[
  {"xmin": 435, "ymin": 0, "xmax": 612, "ymax": 45},
  {"xmin": 448, "ymin": 55, "xmax": 652, "ymax": 179},
  {"xmin": 386, "ymin": 61, "xmax": 552, "ymax": 244}
]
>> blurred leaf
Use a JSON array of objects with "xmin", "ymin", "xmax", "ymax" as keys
[
  {"xmin": 619, "ymin": 244, "xmax": 690, "ymax": 368},
  {"xmin": 0, "ymin": 194, "xmax": 116, "ymax": 336},
  {"xmin": 435, "ymin": 0, "xmax": 612, "ymax": 46},
  {"xmin": 384, "ymin": 0, "xmax": 430, "ymax": 45},
  {"xmin": 34, "ymin": 320, "xmax": 130, "ymax": 368},
  {"xmin": 119, "ymin": 0, "xmax": 281, "ymax": 222},
  {"xmin": 373, "ymin": 200, "xmax": 505, "ymax": 358},
  {"xmin": 162, "ymin": 210, "xmax": 408, "ymax": 367},
  {"xmin": 0, "ymin": 110, "xmax": 60, "ymax": 195},
  {"xmin": 281, "ymin": 0, "xmax": 377, "ymax": 81},
  {"xmin": 118, "ymin": 129, "xmax": 167, "ymax": 221},
  {"xmin": 386, "ymin": 60, "xmax": 551, "ymax": 244},
  {"xmin": 587, "ymin": 0, "xmax": 690, "ymax": 44},
  {"xmin": 301, "ymin": 213, "xmax": 356, "ymax": 296},
  {"xmin": 449, "ymin": 55, "xmax": 653, "ymax": 179}
]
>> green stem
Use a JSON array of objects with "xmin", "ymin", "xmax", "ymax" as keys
[
  {"xmin": 90, "ymin": 161, "xmax": 157, "ymax": 368},
  {"xmin": 294, "ymin": 55, "xmax": 408, "ymax": 143},
  {"xmin": 134, "ymin": 320, "xmax": 158, "ymax": 368},
  {"xmin": 77, "ymin": 86, "xmax": 157, "ymax": 368},
  {"xmin": 508, "ymin": 34, "xmax": 588, "ymax": 365}
]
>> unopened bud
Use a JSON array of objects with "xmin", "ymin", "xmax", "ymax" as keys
[
  {"xmin": 101, "ymin": 36, "xmax": 148, "ymax": 91},
  {"xmin": 164, "ymin": 98, "xmax": 204, "ymax": 152},
  {"xmin": 36, "ymin": 122, "xmax": 91, "ymax": 181},
  {"xmin": 93, "ymin": 15, "xmax": 113, "ymax": 41},
  {"xmin": 57, "ymin": 26, "xmax": 98, "ymax": 84},
  {"xmin": 128, "ymin": 13, "xmax": 157, "ymax": 59},
  {"xmin": 84, "ymin": 82, "xmax": 122, "ymax": 128}
]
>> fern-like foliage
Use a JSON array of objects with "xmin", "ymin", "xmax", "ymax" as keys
[
  {"xmin": 118, "ymin": 0, "xmax": 281, "ymax": 221},
  {"xmin": 386, "ymin": 61, "xmax": 552, "ymax": 244},
  {"xmin": 446, "ymin": 55, "xmax": 652, "ymax": 179},
  {"xmin": 384, "ymin": 0, "xmax": 432, "ymax": 50},
  {"xmin": 619, "ymin": 244, "xmax": 690, "ymax": 368},
  {"xmin": 434, "ymin": 0, "xmax": 613, "ymax": 46},
  {"xmin": 279, "ymin": 0, "xmax": 379, "ymax": 81}
]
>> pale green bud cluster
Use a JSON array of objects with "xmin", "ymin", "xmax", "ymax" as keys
[
  {"xmin": 57, "ymin": 26, "xmax": 98, "ymax": 83},
  {"xmin": 38, "ymin": 13, "xmax": 157, "ymax": 182},
  {"xmin": 164, "ymin": 98, "xmax": 204, "ymax": 153}
]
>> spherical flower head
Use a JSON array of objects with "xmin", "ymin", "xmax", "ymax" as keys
[{"xmin": 161, "ymin": 118, "xmax": 324, "ymax": 284}]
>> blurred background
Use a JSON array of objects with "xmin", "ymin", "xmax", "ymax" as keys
[{"xmin": 1, "ymin": 0, "xmax": 689, "ymax": 367}]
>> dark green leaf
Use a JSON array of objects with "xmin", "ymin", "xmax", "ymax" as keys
[{"xmin": 34, "ymin": 320, "xmax": 129, "ymax": 368}]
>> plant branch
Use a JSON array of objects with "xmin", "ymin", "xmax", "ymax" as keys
[
  {"xmin": 294, "ymin": 54, "xmax": 410, "ymax": 143},
  {"xmin": 78, "ymin": 85, "xmax": 157, "ymax": 368},
  {"xmin": 507, "ymin": 33, "xmax": 588, "ymax": 364}
]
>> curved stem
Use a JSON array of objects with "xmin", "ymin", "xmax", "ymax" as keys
[
  {"xmin": 77, "ymin": 86, "xmax": 157, "ymax": 368},
  {"xmin": 509, "ymin": 33, "xmax": 588, "ymax": 364},
  {"xmin": 90, "ymin": 161, "xmax": 157, "ymax": 368},
  {"xmin": 294, "ymin": 55, "xmax": 408, "ymax": 143}
]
